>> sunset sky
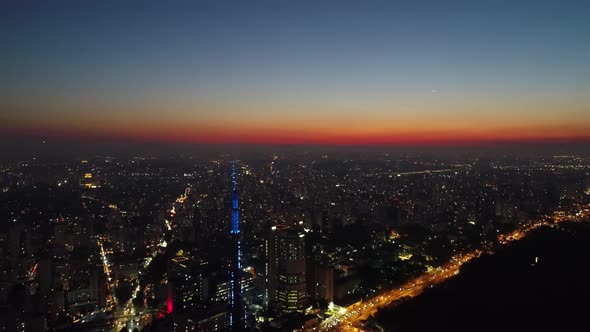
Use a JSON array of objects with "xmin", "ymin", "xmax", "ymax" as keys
[{"xmin": 2, "ymin": 0, "xmax": 590, "ymax": 146}]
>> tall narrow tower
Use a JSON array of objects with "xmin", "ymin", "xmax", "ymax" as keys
[
  {"xmin": 231, "ymin": 161, "xmax": 240, "ymax": 236},
  {"xmin": 229, "ymin": 161, "xmax": 244, "ymax": 330}
]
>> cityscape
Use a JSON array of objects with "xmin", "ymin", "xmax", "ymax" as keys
[
  {"xmin": 1, "ymin": 153, "xmax": 589, "ymax": 331},
  {"xmin": 2, "ymin": 1, "xmax": 590, "ymax": 332}
]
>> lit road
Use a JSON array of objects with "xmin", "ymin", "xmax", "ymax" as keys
[
  {"xmin": 310, "ymin": 206, "xmax": 589, "ymax": 332},
  {"xmin": 110, "ymin": 186, "xmax": 192, "ymax": 331},
  {"xmin": 94, "ymin": 231, "xmax": 149, "ymax": 331},
  {"xmin": 314, "ymin": 252, "xmax": 479, "ymax": 331},
  {"xmin": 73, "ymin": 238, "xmax": 116, "ymax": 328}
]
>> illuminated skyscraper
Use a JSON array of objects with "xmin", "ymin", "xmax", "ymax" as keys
[
  {"xmin": 167, "ymin": 254, "xmax": 209, "ymax": 313},
  {"xmin": 267, "ymin": 225, "xmax": 307, "ymax": 312},
  {"xmin": 229, "ymin": 161, "xmax": 244, "ymax": 330}
]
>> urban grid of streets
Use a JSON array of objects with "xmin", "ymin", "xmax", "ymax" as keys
[
  {"xmin": 74, "ymin": 178, "xmax": 588, "ymax": 332},
  {"xmin": 80, "ymin": 187, "xmax": 191, "ymax": 331}
]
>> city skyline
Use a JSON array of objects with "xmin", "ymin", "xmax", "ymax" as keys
[
  {"xmin": 2, "ymin": 0, "xmax": 590, "ymax": 146},
  {"xmin": 2, "ymin": 2, "xmax": 590, "ymax": 330},
  {"xmin": 2, "ymin": 153, "xmax": 589, "ymax": 331}
]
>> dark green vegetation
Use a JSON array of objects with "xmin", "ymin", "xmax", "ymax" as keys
[{"xmin": 375, "ymin": 222, "xmax": 590, "ymax": 332}]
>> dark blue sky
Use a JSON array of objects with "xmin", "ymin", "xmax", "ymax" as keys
[{"xmin": 2, "ymin": 0, "xmax": 590, "ymax": 145}]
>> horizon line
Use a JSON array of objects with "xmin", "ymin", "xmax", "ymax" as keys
[{"xmin": 3, "ymin": 130, "xmax": 590, "ymax": 148}]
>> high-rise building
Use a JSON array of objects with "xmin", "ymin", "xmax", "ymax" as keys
[
  {"xmin": 267, "ymin": 225, "xmax": 307, "ymax": 312},
  {"xmin": 311, "ymin": 265, "xmax": 334, "ymax": 304},
  {"xmin": 210, "ymin": 273, "xmax": 254, "ymax": 304},
  {"xmin": 173, "ymin": 303, "xmax": 228, "ymax": 332},
  {"xmin": 168, "ymin": 254, "xmax": 209, "ymax": 313}
]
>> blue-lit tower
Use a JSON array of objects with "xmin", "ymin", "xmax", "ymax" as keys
[
  {"xmin": 231, "ymin": 162, "xmax": 240, "ymax": 235},
  {"xmin": 229, "ymin": 161, "xmax": 244, "ymax": 331}
]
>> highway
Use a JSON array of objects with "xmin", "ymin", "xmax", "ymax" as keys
[
  {"xmin": 314, "ymin": 252, "xmax": 479, "ymax": 331},
  {"xmin": 310, "ymin": 206, "xmax": 589, "ymax": 332}
]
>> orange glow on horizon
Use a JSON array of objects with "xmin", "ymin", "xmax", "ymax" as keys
[
  {"xmin": 4, "ymin": 122, "xmax": 590, "ymax": 146},
  {"xmin": 3, "ymin": 94, "xmax": 589, "ymax": 146}
]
